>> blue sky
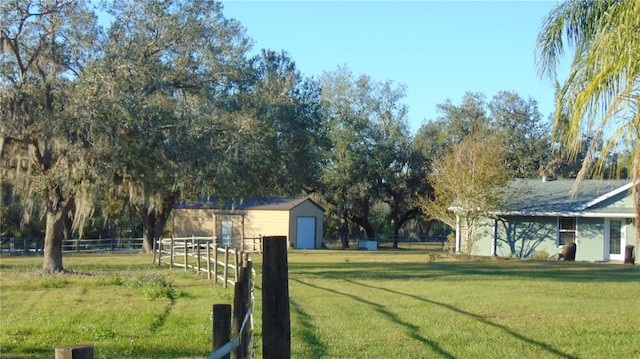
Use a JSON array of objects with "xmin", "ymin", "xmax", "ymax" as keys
[{"xmin": 220, "ymin": 1, "xmax": 565, "ymax": 133}]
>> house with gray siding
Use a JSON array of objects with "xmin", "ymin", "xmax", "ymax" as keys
[{"xmin": 460, "ymin": 179, "xmax": 637, "ymax": 262}]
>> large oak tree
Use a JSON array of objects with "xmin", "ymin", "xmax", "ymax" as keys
[
  {"xmin": 319, "ymin": 67, "xmax": 415, "ymax": 247},
  {"xmin": 1, "ymin": 0, "xmax": 100, "ymax": 272},
  {"xmin": 88, "ymin": 0, "xmax": 253, "ymax": 253}
]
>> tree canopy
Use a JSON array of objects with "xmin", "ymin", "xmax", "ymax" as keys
[
  {"xmin": 6, "ymin": 0, "xmax": 633, "ymax": 262},
  {"xmin": 418, "ymin": 133, "xmax": 511, "ymax": 254},
  {"xmin": 318, "ymin": 67, "xmax": 420, "ymax": 247},
  {"xmin": 1, "ymin": 0, "xmax": 327, "ymax": 268}
]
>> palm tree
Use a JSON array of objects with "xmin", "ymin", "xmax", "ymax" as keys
[{"xmin": 535, "ymin": 0, "xmax": 639, "ymax": 260}]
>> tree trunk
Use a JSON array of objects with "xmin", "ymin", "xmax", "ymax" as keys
[
  {"xmin": 139, "ymin": 209, "xmax": 169, "ymax": 254},
  {"xmin": 392, "ymin": 222, "xmax": 400, "ymax": 249},
  {"xmin": 140, "ymin": 215, "xmax": 155, "ymax": 254},
  {"xmin": 42, "ymin": 199, "xmax": 72, "ymax": 273},
  {"xmin": 136, "ymin": 193, "xmax": 176, "ymax": 254},
  {"xmin": 339, "ymin": 210, "xmax": 349, "ymax": 249},
  {"xmin": 391, "ymin": 207, "xmax": 419, "ymax": 249},
  {"xmin": 464, "ymin": 217, "xmax": 477, "ymax": 255},
  {"xmin": 349, "ymin": 214, "xmax": 375, "ymax": 241}
]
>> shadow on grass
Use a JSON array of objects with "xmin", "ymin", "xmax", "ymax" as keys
[
  {"xmin": 0, "ymin": 347, "xmax": 50, "ymax": 359},
  {"xmin": 148, "ymin": 298, "xmax": 175, "ymax": 333},
  {"xmin": 290, "ymin": 298, "xmax": 328, "ymax": 358},
  {"xmin": 0, "ymin": 343, "xmax": 207, "ymax": 359},
  {"xmin": 289, "ymin": 260, "xmax": 640, "ymax": 283},
  {"xmin": 341, "ymin": 277, "xmax": 579, "ymax": 359},
  {"xmin": 291, "ymin": 278, "xmax": 456, "ymax": 359}
]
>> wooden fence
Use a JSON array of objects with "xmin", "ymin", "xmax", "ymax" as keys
[
  {"xmin": 155, "ymin": 236, "xmax": 257, "ymax": 358},
  {"xmin": 241, "ymin": 236, "xmax": 263, "ymax": 253},
  {"xmin": 208, "ymin": 258, "xmax": 254, "ymax": 359},
  {"xmin": 155, "ymin": 236, "xmax": 245, "ymax": 288},
  {"xmin": 375, "ymin": 235, "xmax": 450, "ymax": 251},
  {"xmin": 156, "ymin": 236, "xmax": 291, "ymax": 358},
  {"xmin": 208, "ymin": 236, "xmax": 291, "ymax": 359}
]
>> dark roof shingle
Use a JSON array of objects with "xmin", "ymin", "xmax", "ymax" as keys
[
  {"xmin": 499, "ymin": 179, "xmax": 632, "ymax": 215},
  {"xmin": 175, "ymin": 197, "xmax": 320, "ymax": 211}
]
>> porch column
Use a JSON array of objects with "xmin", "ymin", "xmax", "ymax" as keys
[{"xmin": 491, "ymin": 219, "xmax": 497, "ymax": 256}]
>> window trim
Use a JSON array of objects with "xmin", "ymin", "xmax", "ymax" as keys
[{"xmin": 557, "ymin": 217, "xmax": 577, "ymax": 247}]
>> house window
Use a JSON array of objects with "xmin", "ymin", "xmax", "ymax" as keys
[{"xmin": 558, "ymin": 217, "xmax": 576, "ymax": 246}]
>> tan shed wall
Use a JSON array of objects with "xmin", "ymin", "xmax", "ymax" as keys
[
  {"xmin": 172, "ymin": 209, "xmax": 216, "ymax": 237},
  {"xmin": 243, "ymin": 210, "xmax": 290, "ymax": 239}
]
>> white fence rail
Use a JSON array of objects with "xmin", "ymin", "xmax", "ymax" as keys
[
  {"xmin": 2, "ymin": 237, "xmax": 144, "ymax": 254},
  {"xmin": 155, "ymin": 236, "xmax": 244, "ymax": 287}
]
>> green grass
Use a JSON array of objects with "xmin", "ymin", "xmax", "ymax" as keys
[{"xmin": 1, "ymin": 251, "xmax": 639, "ymax": 358}]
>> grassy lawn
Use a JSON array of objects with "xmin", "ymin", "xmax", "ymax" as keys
[{"xmin": 1, "ymin": 251, "xmax": 639, "ymax": 358}]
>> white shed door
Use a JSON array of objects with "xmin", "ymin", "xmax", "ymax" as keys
[{"xmin": 296, "ymin": 217, "xmax": 316, "ymax": 249}]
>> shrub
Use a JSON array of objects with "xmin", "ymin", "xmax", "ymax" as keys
[
  {"xmin": 530, "ymin": 250, "xmax": 550, "ymax": 260},
  {"xmin": 126, "ymin": 272, "xmax": 176, "ymax": 301}
]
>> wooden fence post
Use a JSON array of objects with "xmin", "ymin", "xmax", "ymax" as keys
[
  {"xmin": 197, "ymin": 240, "xmax": 202, "ymax": 275},
  {"xmin": 213, "ymin": 304, "xmax": 232, "ymax": 359},
  {"xmin": 232, "ymin": 280, "xmax": 248, "ymax": 359},
  {"xmin": 184, "ymin": 238, "xmax": 189, "ymax": 271},
  {"xmin": 207, "ymin": 241, "xmax": 212, "ymax": 280},
  {"xmin": 234, "ymin": 249, "xmax": 239, "ymax": 284},
  {"xmin": 213, "ymin": 243, "xmax": 219, "ymax": 284},
  {"xmin": 262, "ymin": 236, "xmax": 290, "ymax": 359},
  {"xmin": 152, "ymin": 237, "xmax": 157, "ymax": 265},
  {"xmin": 241, "ymin": 258, "xmax": 252, "ymax": 356},
  {"xmin": 170, "ymin": 236, "xmax": 174, "ymax": 269},
  {"xmin": 157, "ymin": 239, "xmax": 162, "ymax": 267},
  {"xmin": 223, "ymin": 247, "xmax": 229, "ymax": 288},
  {"xmin": 55, "ymin": 345, "xmax": 93, "ymax": 359}
]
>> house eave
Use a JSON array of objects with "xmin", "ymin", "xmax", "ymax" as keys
[
  {"xmin": 491, "ymin": 210, "xmax": 634, "ymax": 219},
  {"xmin": 576, "ymin": 180, "xmax": 638, "ymax": 211}
]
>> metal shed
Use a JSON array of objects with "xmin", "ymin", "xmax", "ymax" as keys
[{"xmin": 172, "ymin": 197, "xmax": 324, "ymax": 249}]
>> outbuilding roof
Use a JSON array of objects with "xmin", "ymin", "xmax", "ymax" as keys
[
  {"xmin": 496, "ymin": 179, "xmax": 635, "ymax": 217},
  {"xmin": 175, "ymin": 197, "xmax": 324, "ymax": 211}
]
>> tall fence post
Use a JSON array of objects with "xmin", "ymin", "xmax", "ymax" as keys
[
  {"xmin": 213, "ymin": 304, "xmax": 232, "ymax": 359},
  {"xmin": 262, "ymin": 236, "xmax": 290, "ymax": 359},
  {"xmin": 241, "ymin": 257, "xmax": 253, "ymax": 356},
  {"xmin": 232, "ymin": 280, "xmax": 248, "ymax": 359}
]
